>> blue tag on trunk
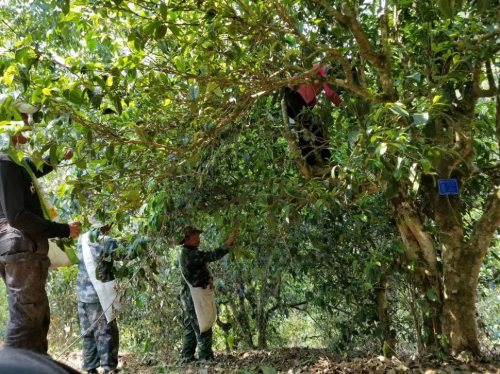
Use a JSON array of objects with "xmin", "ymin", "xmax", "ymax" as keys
[{"xmin": 438, "ymin": 179, "xmax": 459, "ymax": 195}]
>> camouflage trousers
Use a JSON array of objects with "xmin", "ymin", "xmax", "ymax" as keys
[
  {"xmin": 77, "ymin": 301, "xmax": 119, "ymax": 371},
  {"xmin": 181, "ymin": 292, "xmax": 214, "ymax": 360},
  {"xmin": 0, "ymin": 221, "xmax": 51, "ymax": 354}
]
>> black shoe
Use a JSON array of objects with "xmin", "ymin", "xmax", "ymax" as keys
[{"xmin": 199, "ymin": 355, "xmax": 215, "ymax": 362}]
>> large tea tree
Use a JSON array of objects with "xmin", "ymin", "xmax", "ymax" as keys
[{"xmin": 1, "ymin": 0, "xmax": 499, "ymax": 355}]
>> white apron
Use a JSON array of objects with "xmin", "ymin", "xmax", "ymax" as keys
[
  {"xmin": 180, "ymin": 258, "xmax": 217, "ymax": 333},
  {"xmin": 82, "ymin": 232, "xmax": 126, "ymax": 322}
]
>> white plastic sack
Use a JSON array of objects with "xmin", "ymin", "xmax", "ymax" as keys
[
  {"xmin": 82, "ymin": 233, "xmax": 126, "ymax": 323},
  {"xmin": 180, "ymin": 261, "xmax": 217, "ymax": 333},
  {"xmin": 48, "ymin": 239, "xmax": 72, "ymax": 270},
  {"xmin": 188, "ymin": 285, "xmax": 217, "ymax": 333}
]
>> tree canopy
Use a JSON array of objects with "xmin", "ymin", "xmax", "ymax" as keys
[{"xmin": 1, "ymin": 0, "xmax": 500, "ymax": 361}]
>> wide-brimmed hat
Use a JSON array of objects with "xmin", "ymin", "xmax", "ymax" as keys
[{"xmin": 179, "ymin": 226, "xmax": 203, "ymax": 244}]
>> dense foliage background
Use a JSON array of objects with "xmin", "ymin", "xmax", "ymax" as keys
[{"xmin": 0, "ymin": 0, "xmax": 499, "ymax": 363}]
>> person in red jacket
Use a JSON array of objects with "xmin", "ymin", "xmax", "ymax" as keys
[{"xmin": 284, "ymin": 65, "xmax": 342, "ymax": 168}]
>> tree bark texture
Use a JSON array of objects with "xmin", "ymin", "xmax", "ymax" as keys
[
  {"xmin": 374, "ymin": 276, "xmax": 396, "ymax": 356},
  {"xmin": 395, "ymin": 200, "xmax": 442, "ymax": 351},
  {"xmin": 440, "ymin": 188, "xmax": 500, "ymax": 354}
]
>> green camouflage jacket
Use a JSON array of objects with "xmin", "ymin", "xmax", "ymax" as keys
[{"xmin": 179, "ymin": 244, "xmax": 228, "ymax": 305}]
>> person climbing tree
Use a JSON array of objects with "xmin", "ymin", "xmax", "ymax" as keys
[
  {"xmin": 0, "ymin": 104, "xmax": 82, "ymax": 354},
  {"xmin": 284, "ymin": 64, "xmax": 342, "ymax": 170},
  {"xmin": 179, "ymin": 226, "xmax": 238, "ymax": 362}
]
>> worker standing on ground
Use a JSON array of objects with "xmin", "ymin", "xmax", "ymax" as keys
[
  {"xmin": 0, "ymin": 109, "xmax": 81, "ymax": 354},
  {"xmin": 77, "ymin": 220, "xmax": 127, "ymax": 374},
  {"xmin": 179, "ymin": 227, "xmax": 238, "ymax": 362}
]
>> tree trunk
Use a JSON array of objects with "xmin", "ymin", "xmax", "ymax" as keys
[
  {"xmin": 374, "ymin": 275, "xmax": 396, "ymax": 356},
  {"xmin": 441, "ymin": 249, "xmax": 480, "ymax": 355},
  {"xmin": 440, "ymin": 188, "xmax": 500, "ymax": 354},
  {"xmin": 257, "ymin": 314, "xmax": 268, "ymax": 349},
  {"xmin": 395, "ymin": 200, "xmax": 442, "ymax": 351},
  {"xmin": 229, "ymin": 301, "xmax": 254, "ymax": 348}
]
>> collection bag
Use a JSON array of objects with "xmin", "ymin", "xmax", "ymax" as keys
[
  {"xmin": 82, "ymin": 232, "xmax": 126, "ymax": 322},
  {"xmin": 180, "ymin": 258, "xmax": 217, "ymax": 333}
]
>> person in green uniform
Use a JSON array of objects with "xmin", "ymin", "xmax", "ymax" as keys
[{"xmin": 179, "ymin": 227, "xmax": 237, "ymax": 362}]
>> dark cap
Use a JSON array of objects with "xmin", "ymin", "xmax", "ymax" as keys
[{"xmin": 179, "ymin": 226, "xmax": 203, "ymax": 244}]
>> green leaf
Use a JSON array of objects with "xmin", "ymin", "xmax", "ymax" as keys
[
  {"xmin": 57, "ymin": 183, "xmax": 67, "ymax": 199},
  {"xmin": 206, "ymin": 81, "xmax": 218, "ymax": 94},
  {"xmin": 413, "ymin": 113, "xmax": 428, "ymax": 125},
  {"xmin": 155, "ymin": 25, "xmax": 168, "ymax": 40},
  {"xmin": 421, "ymin": 158, "xmax": 432, "ymax": 174},
  {"xmin": 105, "ymin": 146, "xmax": 115, "ymax": 161},
  {"xmin": 188, "ymin": 85, "xmax": 199, "ymax": 102},
  {"xmin": 75, "ymin": 158, "xmax": 87, "ymax": 169},
  {"xmin": 159, "ymin": 3, "xmax": 168, "ymax": 20},
  {"xmin": 4, "ymin": 74, "xmax": 14, "ymax": 86},
  {"xmin": 62, "ymin": 0, "xmax": 70, "ymax": 15},
  {"xmin": 68, "ymin": 88, "xmax": 83, "ymax": 104},
  {"xmin": 348, "ymin": 131, "xmax": 361, "ymax": 146},
  {"xmin": 389, "ymin": 105, "xmax": 409, "ymax": 119},
  {"xmin": 169, "ymin": 24, "xmax": 182, "ymax": 37},
  {"xmin": 49, "ymin": 144, "xmax": 58, "ymax": 170},
  {"xmin": 427, "ymin": 288, "xmax": 439, "ymax": 302},
  {"xmin": 406, "ymin": 72, "xmax": 422, "ymax": 83},
  {"xmin": 86, "ymin": 35, "xmax": 97, "ymax": 51},
  {"xmin": 214, "ymin": 87, "xmax": 223, "ymax": 97},
  {"xmin": 125, "ymin": 190, "xmax": 141, "ymax": 202},
  {"xmin": 259, "ymin": 366, "xmax": 277, "ymax": 374},
  {"xmin": 227, "ymin": 335, "xmax": 234, "ymax": 350},
  {"xmin": 15, "ymin": 47, "xmax": 30, "ymax": 62},
  {"xmin": 144, "ymin": 20, "xmax": 161, "ymax": 36},
  {"xmin": 175, "ymin": 57, "xmax": 186, "ymax": 72}
]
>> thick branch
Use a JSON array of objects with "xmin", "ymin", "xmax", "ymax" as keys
[
  {"xmin": 468, "ymin": 187, "xmax": 500, "ymax": 276},
  {"xmin": 267, "ymin": 301, "xmax": 308, "ymax": 315},
  {"xmin": 497, "ymin": 86, "xmax": 500, "ymax": 151},
  {"xmin": 310, "ymin": 0, "xmax": 397, "ymax": 100},
  {"xmin": 485, "ymin": 60, "xmax": 497, "ymax": 92},
  {"xmin": 399, "ymin": 202, "xmax": 439, "ymax": 280}
]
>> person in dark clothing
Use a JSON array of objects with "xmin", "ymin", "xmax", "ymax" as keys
[
  {"xmin": 179, "ymin": 226, "xmax": 237, "ymax": 362},
  {"xmin": 0, "ymin": 348, "xmax": 80, "ymax": 374},
  {"xmin": 0, "ymin": 125, "xmax": 82, "ymax": 354},
  {"xmin": 285, "ymin": 64, "xmax": 342, "ymax": 169}
]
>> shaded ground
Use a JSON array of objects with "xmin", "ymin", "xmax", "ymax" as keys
[{"xmin": 59, "ymin": 348, "xmax": 500, "ymax": 373}]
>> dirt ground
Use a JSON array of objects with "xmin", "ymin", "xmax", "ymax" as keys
[{"xmin": 58, "ymin": 348, "xmax": 500, "ymax": 373}]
